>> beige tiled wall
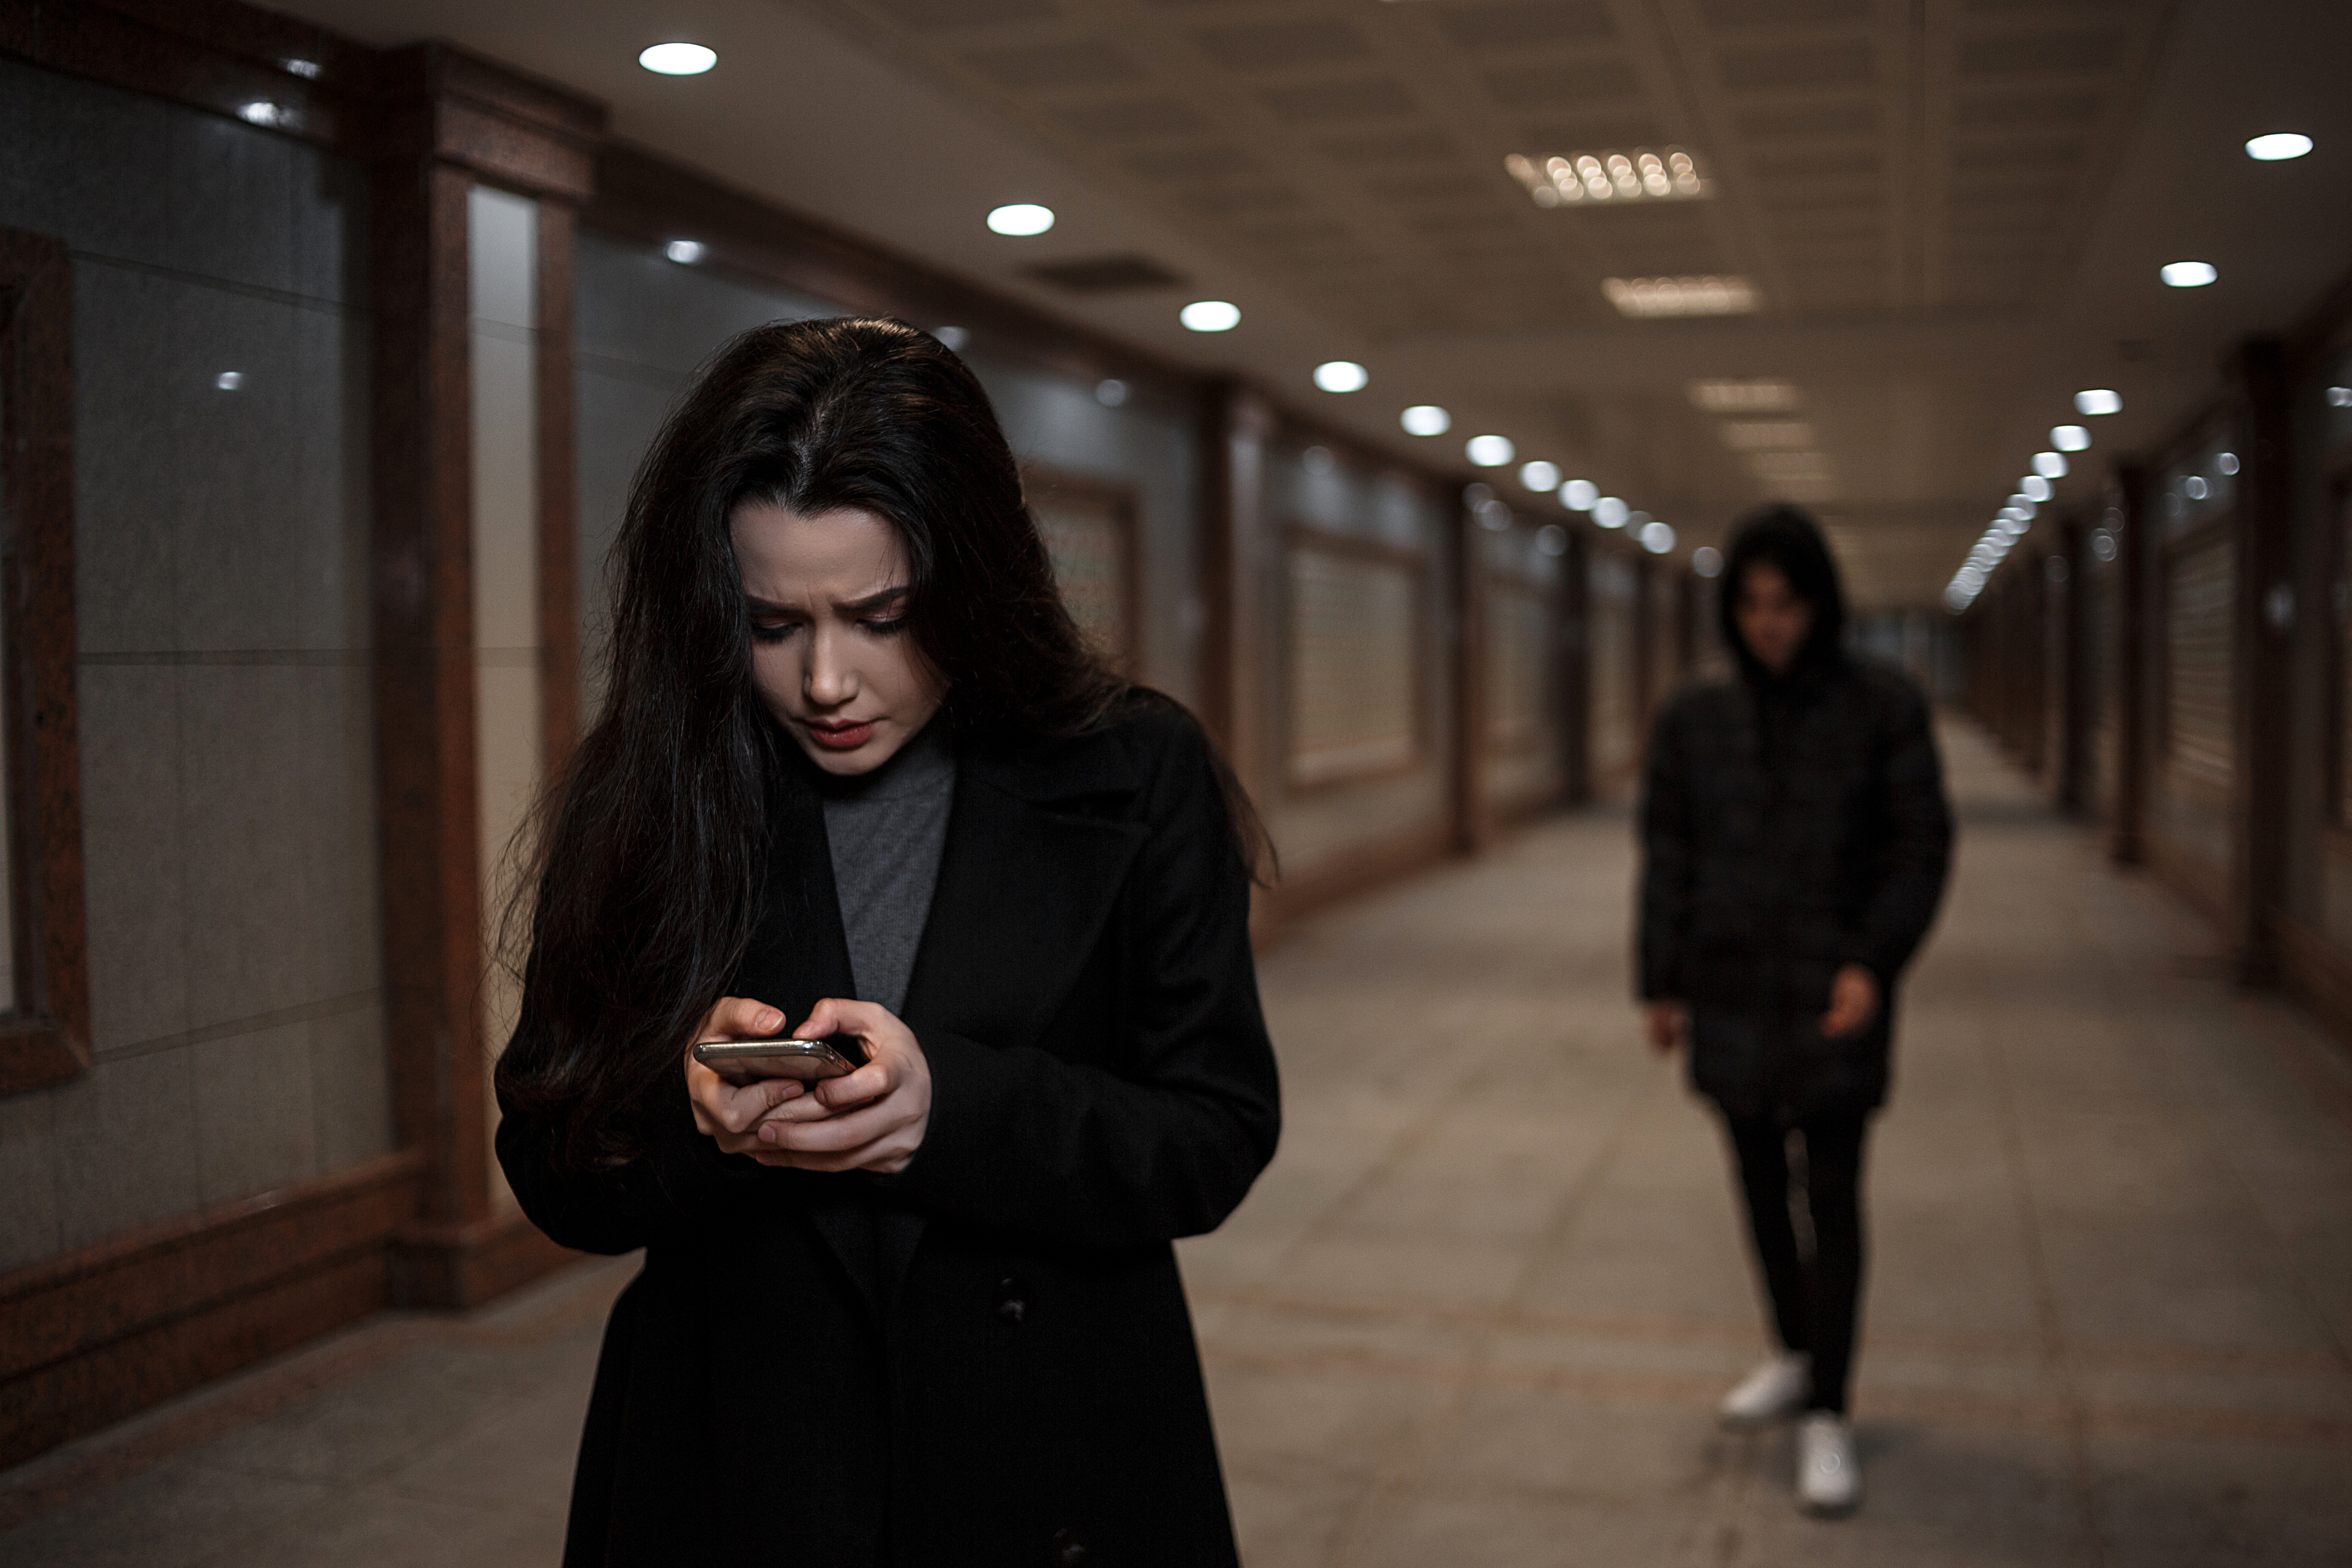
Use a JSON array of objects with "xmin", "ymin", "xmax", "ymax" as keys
[{"xmin": 0, "ymin": 60, "xmax": 390, "ymax": 1270}]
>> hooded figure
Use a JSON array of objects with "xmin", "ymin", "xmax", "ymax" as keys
[{"xmin": 1636, "ymin": 505, "xmax": 1952, "ymax": 1516}]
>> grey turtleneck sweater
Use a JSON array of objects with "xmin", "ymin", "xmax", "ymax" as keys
[{"xmin": 816, "ymin": 719, "xmax": 957, "ymax": 1012}]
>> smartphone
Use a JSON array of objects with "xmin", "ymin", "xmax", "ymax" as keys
[{"xmin": 692, "ymin": 1034, "xmax": 869, "ymax": 1084}]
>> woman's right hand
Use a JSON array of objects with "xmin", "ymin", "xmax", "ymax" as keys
[{"xmin": 684, "ymin": 996, "xmax": 809, "ymax": 1148}]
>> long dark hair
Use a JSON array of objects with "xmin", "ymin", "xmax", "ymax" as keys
[
  {"xmin": 1716, "ymin": 504, "xmax": 1848, "ymax": 678},
  {"xmin": 498, "ymin": 316, "xmax": 1223, "ymax": 1166}
]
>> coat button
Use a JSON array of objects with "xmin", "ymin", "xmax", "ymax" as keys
[
  {"xmin": 995, "ymin": 1277, "xmax": 1026, "ymax": 1323},
  {"xmin": 1050, "ymin": 1527, "xmax": 1087, "ymax": 1564}
]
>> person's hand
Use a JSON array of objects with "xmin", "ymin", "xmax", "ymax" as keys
[
  {"xmin": 1644, "ymin": 1000, "xmax": 1688, "ymax": 1054},
  {"xmin": 1821, "ymin": 964, "xmax": 1881, "ymax": 1040},
  {"xmin": 744, "ymin": 998, "xmax": 933, "ymax": 1175},
  {"xmin": 684, "ymin": 996, "xmax": 810, "ymax": 1144}
]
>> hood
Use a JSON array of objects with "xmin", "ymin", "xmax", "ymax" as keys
[{"xmin": 1715, "ymin": 505, "xmax": 1848, "ymax": 683}]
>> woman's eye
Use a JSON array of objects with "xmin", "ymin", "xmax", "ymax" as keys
[
  {"xmin": 861, "ymin": 614, "xmax": 908, "ymax": 635},
  {"xmin": 749, "ymin": 620, "xmax": 797, "ymax": 642}
]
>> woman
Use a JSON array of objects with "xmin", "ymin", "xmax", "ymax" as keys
[
  {"xmin": 1637, "ymin": 507, "xmax": 1951, "ymax": 1517},
  {"xmin": 495, "ymin": 317, "xmax": 1280, "ymax": 1567}
]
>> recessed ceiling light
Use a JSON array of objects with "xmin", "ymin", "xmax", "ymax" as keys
[
  {"xmin": 639, "ymin": 42, "xmax": 717, "ymax": 75},
  {"xmin": 2245, "ymin": 132, "xmax": 2313, "ymax": 161},
  {"xmin": 2075, "ymin": 388, "xmax": 2123, "ymax": 416},
  {"xmin": 1179, "ymin": 299, "xmax": 1240, "ymax": 332},
  {"xmin": 2051, "ymin": 424, "xmax": 2090, "ymax": 451},
  {"xmin": 1561, "ymin": 478, "xmax": 1598, "ymax": 511},
  {"xmin": 1688, "ymin": 378, "xmax": 1799, "ymax": 413},
  {"xmin": 1693, "ymin": 545, "xmax": 1722, "ymax": 578},
  {"xmin": 987, "ymin": 203, "xmax": 1055, "ymax": 237},
  {"xmin": 1519, "ymin": 460, "xmax": 1561, "ymax": 491},
  {"xmin": 1604, "ymin": 275, "xmax": 1758, "ymax": 318},
  {"xmin": 1638, "ymin": 519, "xmax": 1676, "ymax": 554},
  {"xmin": 2161, "ymin": 261, "xmax": 2218, "ymax": 288},
  {"xmin": 238, "ymin": 99, "xmax": 292, "ymax": 128},
  {"xmin": 1400, "ymin": 404, "xmax": 1451, "ymax": 437},
  {"xmin": 1313, "ymin": 360, "xmax": 1368, "ymax": 393},
  {"xmin": 2021, "ymin": 475, "xmax": 2053, "ymax": 502},
  {"xmin": 664, "ymin": 239, "xmax": 706, "ymax": 264},
  {"xmin": 934, "ymin": 326, "xmax": 969, "ymax": 350},
  {"xmin": 1593, "ymin": 496, "xmax": 1629, "ymax": 528},
  {"xmin": 215, "ymin": 371, "xmax": 243, "ymax": 390},
  {"xmin": 1505, "ymin": 147, "xmax": 1709, "ymax": 208},
  {"xmin": 2033, "ymin": 451, "xmax": 2068, "ymax": 479},
  {"xmin": 1466, "ymin": 434, "xmax": 1516, "ymax": 467},
  {"xmin": 1095, "ymin": 378, "xmax": 1129, "ymax": 407},
  {"xmin": 1536, "ymin": 524, "xmax": 1569, "ymax": 557}
]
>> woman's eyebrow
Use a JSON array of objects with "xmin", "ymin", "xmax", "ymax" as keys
[{"xmin": 835, "ymin": 585, "xmax": 910, "ymax": 612}]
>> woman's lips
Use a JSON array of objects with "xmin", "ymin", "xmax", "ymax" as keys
[{"xmin": 806, "ymin": 720, "xmax": 876, "ymax": 750}]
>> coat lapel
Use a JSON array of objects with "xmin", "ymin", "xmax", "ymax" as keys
[
  {"xmin": 900, "ymin": 730, "xmax": 1149, "ymax": 1053},
  {"xmin": 733, "ymin": 755, "xmax": 893, "ymax": 1318}
]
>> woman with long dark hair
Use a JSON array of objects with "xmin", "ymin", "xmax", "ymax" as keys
[
  {"xmin": 1637, "ymin": 507, "xmax": 1950, "ymax": 1517},
  {"xmin": 495, "ymin": 317, "xmax": 1280, "ymax": 1567}
]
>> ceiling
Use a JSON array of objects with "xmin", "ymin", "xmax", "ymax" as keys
[{"xmin": 269, "ymin": 0, "xmax": 2352, "ymax": 608}]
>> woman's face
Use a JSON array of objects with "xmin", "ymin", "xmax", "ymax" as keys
[
  {"xmin": 730, "ymin": 501, "xmax": 946, "ymax": 776},
  {"xmin": 1734, "ymin": 560, "xmax": 1814, "ymax": 675}
]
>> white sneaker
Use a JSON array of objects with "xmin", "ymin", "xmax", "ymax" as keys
[
  {"xmin": 1797, "ymin": 1412, "xmax": 1862, "ymax": 1516},
  {"xmin": 1719, "ymin": 1351, "xmax": 1810, "ymax": 1429}
]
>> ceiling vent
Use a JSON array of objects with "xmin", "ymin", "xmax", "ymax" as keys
[{"xmin": 1023, "ymin": 254, "xmax": 1190, "ymax": 295}]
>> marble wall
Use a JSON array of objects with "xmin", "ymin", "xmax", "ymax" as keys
[{"xmin": 0, "ymin": 59, "xmax": 388, "ymax": 1270}]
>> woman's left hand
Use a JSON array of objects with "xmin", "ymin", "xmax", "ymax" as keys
[
  {"xmin": 1820, "ymin": 963, "xmax": 1881, "ymax": 1039},
  {"xmin": 743, "ymin": 998, "xmax": 933, "ymax": 1174}
]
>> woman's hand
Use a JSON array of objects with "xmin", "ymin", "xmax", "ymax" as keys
[
  {"xmin": 746, "ymin": 998, "xmax": 932, "ymax": 1175},
  {"xmin": 684, "ymin": 997, "xmax": 809, "ymax": 1144},
  {"xmin": 1644, "ymin": 1000, "xmax": 1687, "ymax": 1054},
  {"xmin": 1821, "ymin": 964, "xmax": 1881, "ymax": 1039}
]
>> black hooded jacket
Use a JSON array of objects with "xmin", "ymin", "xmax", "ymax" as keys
[{"xmin": 1636, "ymin": 512, "xmax": 1953, "ymax": 1120}]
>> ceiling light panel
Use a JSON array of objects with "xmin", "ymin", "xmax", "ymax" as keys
[
  {"xmin": 1689, "ymin": 379, "xmax": 1801, "ymax": 414},
  {"xmin": 1603, "ymin": 276, "xmax": 1759, "ymax": 318},
  {"xmin": 1505, "ymin": 148, "xmax": 1709, "ymax": 208}
]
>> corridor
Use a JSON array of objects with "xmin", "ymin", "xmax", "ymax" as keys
[{"xmin": 1, "ymin": 720, "xmax": 2344, "ymax": 1567}]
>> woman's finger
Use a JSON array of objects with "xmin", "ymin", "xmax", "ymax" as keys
[
  {"xmin": 759, "ymin": 1093, "xmax": 913, "ymax": 1154},
  {"xmin": 697, "ymin": 996, "xmax": 786, "ymax": 1043}
]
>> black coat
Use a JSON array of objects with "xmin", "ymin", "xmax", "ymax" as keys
[
  {"xmin": 496, "ymin": 698, "xmax": 1281, "ymax": 1568},
  {"xmin": 1638, "ymin": 658, "xmax": 1952, "ymax": 1121}
]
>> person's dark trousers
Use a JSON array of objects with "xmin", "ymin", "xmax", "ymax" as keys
[{"xmin": 1720, "ymin": 1110, "xmax": 1871, "ymax": 1414}]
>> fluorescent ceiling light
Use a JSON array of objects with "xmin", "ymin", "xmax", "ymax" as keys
[
  {"xmin": 1718, "ymin": 420, "xmax": 1816, "ymax": 451},
  {"xmin": 2051, "ymin": 424, "xmax": 2090, "ymax": 452},
  {"xmin": 1180, "ymin": 299, "xmax": 1240, "ymax": 332},
  {"xmin": 1466, "ymin": 434, "xmax": 1516, "ymax": 467},
  {"xmin": 639, "ymin": 42, "xmax": 716, "ymax": 75},
  {"xmin": 1400, "ymin": 405, "xmax": 1450, "ymax": 436},
  {"xmin": 986, "ymin": 204, "xmax": 1055, "ymax": 237},
  {"xmin": 1519, "ymin": 460, "xmax": 1561, "ymax": 491},
  {"xmin": 664, "ymin": 239, "xmax": 706, "ymax": 264},
  {"xmin": 1313, "ymin": 360, "xmax": 1368, "ymax": 393},
  {"xmin": 2161, "ymin": 261, "xmax": 2218, "ymax": 288},
  {"xmin": 1506, "ymin": 148, "xmax": 1707, "ymax": 208},
  {"xmin": 2075, "ymin": 388, "xmax": 2123, "ymax": 416},
  {"xmin": 1638, "ymin": 520, "xmax": 1676, "ymax": 554},
  {"xmin": 2034, "ymin": 451, "xmax": 2068, "ymax": 479},
  {"xmin": 1688, "ymin": 378, "xmax": 1799, "ymax": 413},
  {"xmin": 1593, "ymin": 497, "xmax": 1629, "ymax": 528},
  {"xmin": 1604, "ymin": 275, "xmax": 1758, "ymax": 318},
  {"xmin": 1561, "ymin": 478, "xmax": 1598, "ymax": 510},
  {"xmin": 2246, "ymin": 132, "xmax": 2313, "ymax": 161}
]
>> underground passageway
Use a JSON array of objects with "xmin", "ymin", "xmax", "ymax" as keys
[{"xmin": 1, "ymin": 720, "xmax": 2346, "ymax": 1567}]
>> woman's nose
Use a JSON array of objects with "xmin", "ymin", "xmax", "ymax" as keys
[{"xmin": 803, "ymin": 631, "xmax": 857, "ymax": 706}]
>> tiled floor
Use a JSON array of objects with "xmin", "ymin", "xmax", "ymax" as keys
[{"xmin": 5, "ymin": 720, "xmax": 2349, "ymax": 1566}]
